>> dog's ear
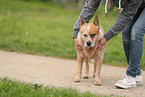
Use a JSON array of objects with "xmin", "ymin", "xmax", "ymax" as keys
[
  {"xmin": 80, "ymin": 15, "xmax": 86, "ymax": 25},
  {"xmin": 93, "ymin": 15, "xmax": 100, "ymax": 29}
]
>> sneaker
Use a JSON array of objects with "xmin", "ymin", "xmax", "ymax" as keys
[
  {"xmin": 135, "ymin": 75, "xmax": 143, "ymax": 86},
  {"xmin": 115, "ymin": 74, "xmax": 136, "ymax": 89}
]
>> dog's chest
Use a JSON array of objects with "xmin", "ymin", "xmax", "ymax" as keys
[{"xmin": 83, "ymin": 48, "xmax": 97, "ymax": 59}]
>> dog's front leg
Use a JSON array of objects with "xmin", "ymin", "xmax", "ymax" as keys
[
  {"xmin": 74, "ymin": 54, "xmax": 84, "ymax": 82},
  {"xmin": 83, "ymin": 58, "xmax": 89, "ymax": 79},
  {"xmin": 94, "ymin": 57, "xmax": 102, "ymax": 86}
]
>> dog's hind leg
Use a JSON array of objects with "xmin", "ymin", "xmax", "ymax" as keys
[
  {"xmin": 93, "ymin": 63, "xmax": 96, "ymax": 77},
  {"xmin": 83, "ymin": 58, "xmax": 89, "ymax": 79},
  {"xmin": 74, "ymin": 55, "xmax": 84, "ymax": 82}
]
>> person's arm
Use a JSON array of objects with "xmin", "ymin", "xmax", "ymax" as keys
[
  {"xmin": 104, "ymin": 0, "xmax": 143, "ymax": 41},
  {"xmin": 97, "ymin": 0, "xmax": 143, "ymax": 51},
  {"xmin": 73, "ymin": 0, "xmax": 101, "ymax": 39}
]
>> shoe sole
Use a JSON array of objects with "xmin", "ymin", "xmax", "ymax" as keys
[{"xmin": 115, "ymin": 83, "xmax": 136, "ymax": 89}]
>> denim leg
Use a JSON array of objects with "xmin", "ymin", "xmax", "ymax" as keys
[
  {"xmin": 126, "ymin": 8, "xmax": 145, "ymax": 77},
  {"xmin": 122, "ymin": 21, "xmax": 134, "ymax": 64},
  {"xmin": 122, "ymin": 8, "xmax": 143, "ymax": 65}
]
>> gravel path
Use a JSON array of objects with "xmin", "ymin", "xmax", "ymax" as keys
[{"xmin": 0, "ymin": 50, "xmax": 145, "ymax": 97}]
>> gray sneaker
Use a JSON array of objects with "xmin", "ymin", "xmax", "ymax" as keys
[
  {"xmin": 135, "ymin": 75, "xmax": 143, "ymax": 86},
  {"xmin": 115, "ymin": 75, "xmax": 136, "ymax": 89}
]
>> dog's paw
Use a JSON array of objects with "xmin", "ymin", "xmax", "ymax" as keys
[
  {"xmin": 83, "ymin": 75, "xmax": 89, "ymax": 79},
  {"xmin": 74, "ymin": 78, "xmax": 80, "ymax": 82},
  {"xmin": 94, "ymin": 81, "xmax": 101, "ymax": 86}
]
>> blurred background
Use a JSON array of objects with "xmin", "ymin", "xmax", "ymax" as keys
[{"xmin": 0, "ymin": 0, "xmax": 144, "ymax": 69}]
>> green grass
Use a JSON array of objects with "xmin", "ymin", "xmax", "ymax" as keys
[
  {"xmin": 0, "ymin": 0, "xmax": 78, "ymax": 58},
  {"xmin": 0, "ymin": 0, "xmax": 145, "ymax": 70},
  {"xmin": 0, "ymin": 1, "xmax": 143, "ymax": 96},
  {"xmin": 0, "ymin": 78, "xmax": 109, "ymax": 97}
]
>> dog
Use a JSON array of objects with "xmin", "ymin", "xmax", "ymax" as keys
[{"xmin": 74, "ymin": 15, "xmax": 106, "ymax": 86}]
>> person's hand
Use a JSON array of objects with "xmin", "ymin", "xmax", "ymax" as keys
[
  {"xmin": 96, "ymin": 37, "xmax": 107, "ymax": 52},
  {"xmin": 74, "ymin": 38, "xmax": 83, "ymax": 54}
]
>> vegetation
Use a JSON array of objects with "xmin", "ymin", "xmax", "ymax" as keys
[
  {"xmin": 0, "ymin": 78, "xmax": 109, "ymax": 97},
  {"xmin": 0, "ymin": 0, "xmax": 144, "ymax": 96},
  {"xmin": 0, "ymin": 0, "xmax": 145, "ymax": 70}
]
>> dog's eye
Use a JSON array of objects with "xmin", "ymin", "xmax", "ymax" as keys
[
  {"xmin": 91, "ymin": 34, "xmax": 96, "ymax": 37},
  {"xmin": 83, "ymin": 34, "xmax": 87, "ymax": 37}
]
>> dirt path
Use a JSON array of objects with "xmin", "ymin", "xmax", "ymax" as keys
[{"xmin": 0, "ymin": 50, "xmax": 145, "ymax": 97}]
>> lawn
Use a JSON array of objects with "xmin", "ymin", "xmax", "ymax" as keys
[
  {"xmin": 0, "ymin": 0, "xmax": 145, "ymax": 70},
  {"xmin": 1, "ymin": 0, "xmax": 144, "ymax": 96},
  {"xmin": 0, "ymin": 78, "xmax": 109, "ymax": 97}
]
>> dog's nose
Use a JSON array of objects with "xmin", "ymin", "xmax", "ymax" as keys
[{"xmin": 87, "ymin": 41, "xmax": 91, "ymax": 46}]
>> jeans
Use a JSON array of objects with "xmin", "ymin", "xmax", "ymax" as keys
[{"xmin": 122, "ymin": 8, "xmax": 145, "ymax": 78}]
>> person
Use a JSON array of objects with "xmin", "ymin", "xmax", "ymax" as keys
[{"xmin": 73, "ymin": 0, "xmax": 145, "ymax": 89}]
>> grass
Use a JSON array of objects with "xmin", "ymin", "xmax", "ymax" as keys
[
  {"xmin": 0, "ymin": 78, "xmax": 109, "ymax": 97},
  {"xmin": 0, "ymin": 0, "xmax": 145, "ymax": 70},
  {"xmin": 0, "ymin": 0, "xmax": 77, "ymax": 58},
  {"xmin": 0, "ymin": 1, "xmax": 143, "ymax": 96}
]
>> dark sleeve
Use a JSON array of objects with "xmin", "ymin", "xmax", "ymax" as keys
[
  {"xmin": 73, "ymin": 0, "xmax": 101, "ymax": 39},
  {"xmin": 104, "ymin": 0, "xmax": 143, "ymax": 41}
]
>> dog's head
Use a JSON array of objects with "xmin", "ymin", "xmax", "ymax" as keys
[{"xmin": 79, "ymin": 15, "xmax": 100, "ymax": 48}]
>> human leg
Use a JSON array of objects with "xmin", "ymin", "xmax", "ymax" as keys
[
  {"xmin": 115, "ymin": 8, "xmax": 145, "ymax": 89},
  {"xmin": 122, "ymin": 8, "xmax": 143, "ymax": 64},
  {"xmin": 126, "ymin": 8, "xmax": 145, "ymax": 77}
]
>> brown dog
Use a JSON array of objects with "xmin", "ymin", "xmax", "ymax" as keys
[{"xmin": 74, "ymin": 15, "xmax": 106, "ymax": 86}]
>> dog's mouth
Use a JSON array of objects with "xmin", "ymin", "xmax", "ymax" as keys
[{"xmin": 84, "ymin": 41, "xmax": 95, "ymax": 48}]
